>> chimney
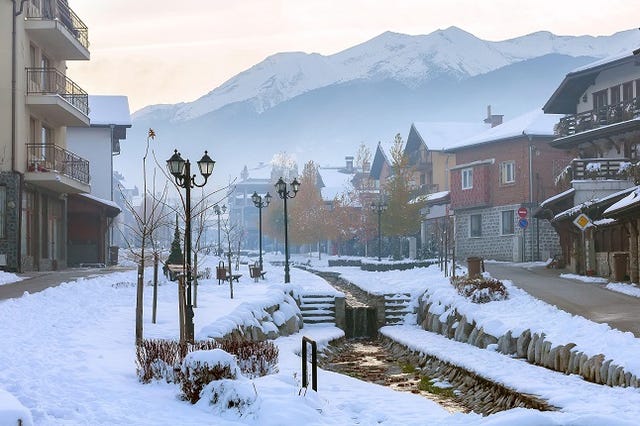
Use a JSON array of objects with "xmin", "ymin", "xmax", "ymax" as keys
[
  {"xmin": 483, "ymin": 105, "xmax": 503, "ymax": 128},
  {"xmin": 345, "ymin": 156, "xmax": 354, "ymax": 172}
]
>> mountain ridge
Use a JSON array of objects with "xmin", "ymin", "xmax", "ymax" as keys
[{"xmin": 132, "ymin": 27, "xmax": 639, "ymax": 123}]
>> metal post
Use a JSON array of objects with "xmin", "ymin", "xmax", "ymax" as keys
[
  {"xmin": 377, "ymin": 208, "xmax": 382, "ymax": 261},
  {"xmin": 283, "ymin": 194, "xmax": 290, "ymax": 283},
  {"xmin": 217, "ymin": 211, "xmax": 221, "ymax": 256},
  {"xmin": 184, "ymin": 160, "xmax": 194, "ymax": 343},
  {"xmin": 258, "ymin": 203, "xmax": 263, "ymax": 270}
]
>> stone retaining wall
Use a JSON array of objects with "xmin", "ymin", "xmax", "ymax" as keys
[
  {"xmin": 417, "ymin": 297, "xmax": 639, "ymax": 388},
  {"xmin": 381, "ymin": 336, "xmax": 556, "ymax": 415}
]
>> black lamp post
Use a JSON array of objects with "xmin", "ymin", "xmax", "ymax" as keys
[
  {"xmin": 371, "ymin": 199, "xmax": 388, "ymax": 261},
  {"xmin": 213, "ymin": 204, "xmax": 226, "ymax": 256},
  {"xmin": 275, "ymin": 177, "xmax": 300, "ymax": 283},
  {"xmin": 167, "ymin": 149, "xmax": 215, "ymax": 343},
  {"xmin": 251, "ymin": 191, "xmax": 272, "ymax": 271}
]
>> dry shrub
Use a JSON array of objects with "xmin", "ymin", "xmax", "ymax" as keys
[
  {"xmin": 136, "ymin": 338, "xmax": 278, "ymax": 383},
  {"xmin": 177, "ymin": 351, "xmax": 239, "ymax": 404},
  {"xmin": 451, "ymin": 276, "xmax": 509, "ymax": 303}
]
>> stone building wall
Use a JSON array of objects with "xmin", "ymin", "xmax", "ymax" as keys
[{"xmin": 0, "ymin": 172, "xmax": 20, "ymax": 271}]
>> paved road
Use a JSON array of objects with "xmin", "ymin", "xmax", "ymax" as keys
[
  {"xmin": 0, "ymin": 266, "xmax": 134, "ymax": 300},
  {"xmin": 484, "ymin": 262, "xmax": 640, "ymax": 337}
]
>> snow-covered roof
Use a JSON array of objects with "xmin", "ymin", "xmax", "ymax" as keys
[
  {"xmin": 412, "ymin": 122, "xmax": 488, "ymax": 150},
  {"xmin": 244, "ymin": 162, "xmax": 272, "ymax": 180},
  {"xmin": 553, "ymin": 186, "xmax": 637, "ymax": 222},
  {"xmin": 539, "ymin": 188, "xmax": 575, "ymax": 208},
  {"xmin": 447, "ymin": 109, "xmax": 562, "ymax": 151},
  {"xmin": 318, "ymin": 168, "xmax": 354, "ymax": 201},
  {"xmin": 604, "ymin": 186, "xmax": 640, "ymax": 216},
  {"xmin": 79, "ymin": 193, "xmax": 121, "ymax": 212},
  {"xmin": 88, "ymin": 95, "xmax": 131, "ymax": 127}
]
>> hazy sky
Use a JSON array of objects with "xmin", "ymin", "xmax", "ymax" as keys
[{"xmin": 66, "ymin": 0, "xmax": 638, "ymax": 112}]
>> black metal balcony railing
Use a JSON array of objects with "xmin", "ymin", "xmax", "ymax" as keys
[
  {"xmin": 570, "ymin": 158, "xmax": 629, "ymax": 180},
  {"xmin": 27, "ymin": 143, "xmax": 90, "ymax": 185},
  {"xmin": 26, "ymin": 0, "xmax": 89, "ymax": 50},
  {"xmin": 555, "ymin": 97, "xmax": 640, "ymax": 137},
  {"xmin": 26, "ymin": 68, "xmax": 89, "ymax": 116}
]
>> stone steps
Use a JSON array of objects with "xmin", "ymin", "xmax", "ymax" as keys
[
  {"xmin": 299, "ymin": 294, "xmax": 336, "ymax": 325},
  {"xmin": 384, "ymin": 293, "xmax": 413, "ymax": 325}
]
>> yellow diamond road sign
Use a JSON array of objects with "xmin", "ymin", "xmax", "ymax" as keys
[{"xmin": 573, "ymin": 213, "xmax": 591, "ymax": 231}]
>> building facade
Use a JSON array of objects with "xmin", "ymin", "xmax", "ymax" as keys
[
  {"xmin": 448, "ymin": 110, "xmax": 566, "ymax": 262},
  {"xmin": 1, "ymin": 0, "xmax": 91, "ymax": 271}
]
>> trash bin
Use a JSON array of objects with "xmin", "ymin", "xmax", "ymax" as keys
[
  {"xmin": 613, "ymin": 252, "xmax": 628, "ymax": 282},
  {"xmin": 109, "ymin": 246, "xmax": 119, "ymax": 266},
  {"xmin": 467, "ymin": 256, "xmax": 483, "ymax": 278}
]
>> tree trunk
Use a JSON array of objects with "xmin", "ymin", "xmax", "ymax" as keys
[
  {"xmin": 135, "ymin": 263, "xmax": 144, "ymax": 344},
  {"xmin": 152, "ymin": 253, "xmax": 158, "ymax": 324}
]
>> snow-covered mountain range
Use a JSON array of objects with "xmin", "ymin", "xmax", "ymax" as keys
[
  {"xmin": 133, "ymin": 27, "xmax": 638, "ymax": 122},
  {"xmin": 120, "ymin": 27, "xmax": 640, "ymax": 188}
]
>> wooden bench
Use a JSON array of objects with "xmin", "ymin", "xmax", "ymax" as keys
[
  {"xmin": 227, "ymin": 274, "xmax": 242, "ymax": 283},
  {"xmin": 249, "ymin": 262, "xmax": 267, "ymax": 282}
]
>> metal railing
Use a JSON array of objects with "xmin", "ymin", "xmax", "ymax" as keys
[
  {"xmin": 25, "ymin": 0, "xmax": 89, "ymax": 50},
  {"xmin": 555, "ymin": 97, "xmax": 640, "ymax": 137},
  {"xmin": 26, "ymin": 68, "xmax": 89, "ymax": 116},
  {"xmin": 26, "ymin": 143, "xmax": 90, "ymax": 185},
  {"xmin": 570, "ymin": 158, "xmax": 629, "ymax": 180}
]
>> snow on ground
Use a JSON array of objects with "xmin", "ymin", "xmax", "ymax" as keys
[
  {"xmin": 1, "ymin": 255, "xmax": 640, "ymax": 425},
  {"xmin": 0, "ymin": 271, "xmax": 23, "ymax": 286},
  {"xmin": 560, "ymin": 272, "xmax": 640, "ymax": 299},
  {"xmin": 560, "ymin": 273, "xmax": 609, "ymax": 284}
]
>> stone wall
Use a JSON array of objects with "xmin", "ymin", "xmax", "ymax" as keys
[
  {"xmin": 205, "ymin": 294, "xmax": 304, "ymax": 342},
  {"xmin": 0, "ymin": 173, "xmax": 20, "ymax": 271},
  {"xmin": 455, "ymin": 205, "xmax": 560, "ymax": 262},
  {"xmin": 417, "ymin": 297, "xmax": 639, "ymax": 388}
]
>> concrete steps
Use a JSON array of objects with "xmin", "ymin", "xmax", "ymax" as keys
[
  {"xmin": 384, "ymin": 293, "xmax": 413, "ymax": 325},
  {"xmin": 299, "ymin": 294, "xmax": 336, "ymax": 325}
]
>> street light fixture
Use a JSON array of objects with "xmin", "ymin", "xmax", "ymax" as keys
[
  {"xmin": 251, "ymin": 191, "xmax": 272, "ymax": 271},
  {"xmin": 213, "ymin": 204, "xmax": 226, "ymax": 256},
  {"xmin": 275, "ymin": 177, "xmax": 300, "ymax": 283},
  {"xmin": 167, "ymin": 149, "xmax": 215, "ymax": 343},
  {"xmin": 370, "ymin": 199, "xmax": 388, "ymax": 261}
]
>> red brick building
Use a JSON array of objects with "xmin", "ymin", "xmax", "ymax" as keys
[{"xmin": 447, "ymin": 110, "xmax": 567, "ymax": 261}]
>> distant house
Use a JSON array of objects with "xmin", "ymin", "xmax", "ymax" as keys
[
  {"xmin": 447, "ymin": 109, "xmax": 565, "ymax": 262},
  {"xmin": 67, "ymin": 95, "xmax": 131, "ymax": 266},
  {"xmin": 537, "ymin": 49, "xmax": 640, "ymax": 280}
]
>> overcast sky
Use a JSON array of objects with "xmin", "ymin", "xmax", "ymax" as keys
[{"xmin": 66, "ymin": 0, "xmax": 639, "ymax": 112}]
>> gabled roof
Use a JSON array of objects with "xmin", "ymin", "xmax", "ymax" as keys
[
  {"xmin": 370, "ymin": 141, "xmax": 395, "ymax": 179},
  {"xmin": 446, "ymin": 109, "xmax": 561, "ymax": 152},
  {"xmin": 317, "ymin": 167, "xmax": 354, "ymax": 201},
  {"xmin": 88, "ymin": 95, "xmax": 131, "ymax": 127},
  {"xmin": 408, "ymin": 122, "xmax": 488, "ymax": 152},
  {"xmin": 604, "ymin": 186, "xmax": 640, "ymax": 217},
  {"xmin": 544, "ymin": 49, "xmax": 640, "ymax": 114}
]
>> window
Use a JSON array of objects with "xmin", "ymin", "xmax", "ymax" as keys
[
  {"xmin": 470, "ymin": 214, "xmax": 482, "ymax": 237},
  {"xmin": 501, "ymin": 210, "xmax": 515, "ymax": 235},
  {"xmin": 462, "ymin": 168, "xmax": 473, "ymax": 190},
  {"xmin": 631, "ymin": 143, "xmax": 640, "ymax": 161},
  {"xmin": 610, "ymin": 85, "xmax": 621, "ymax": 105},
  {"xmin": 500, "ymin": 161, "xmax": 515, "ymax": 184},
  {"xmin": 623, "ymin": 82, "xmax": 634, "ymax": 102},
  {"xmin": 593, "ymin": 90, "xmax": 608, "ymax": 110},
  {"xmin": 0, "ymin": 187, "xmax": 6, "ymax": 239}
]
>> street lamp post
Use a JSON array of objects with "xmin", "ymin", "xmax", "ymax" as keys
[
  {"xmin": 251, "ymin": 191, "xmax": 272, "ymax": 271},
  {"xmin": 213, "ymin": 204, "xmax": 226, "ymax": 256},
  {"xmin": 167, "ymin": 149, "xmax": 215, "ymax": 343},
  {"xmin": 275, "ymin": 177, "xmax": 300, "ymax": 283},
  {"xmin": 370, "ymin": 199, "xmax": 388, "ymax": 261}
]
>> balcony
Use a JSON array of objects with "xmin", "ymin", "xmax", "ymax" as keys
[
  {"xmin": 24, "ymin": 0, "xmax": 89, "ymax": 60},
  {"xmin": 555, "ymin": 98, "xmax": 640, "ymax": 137},
  {"xmin": 570, "ymin": 158, "xmax": 630, "ymax": 180},
  {"xmin": 25, "ymin": 143, "xmax": 90, "ymax": 194},
  {"xmin": 26, "ymin": 68, "xmax": 89, "ymax": 127}
]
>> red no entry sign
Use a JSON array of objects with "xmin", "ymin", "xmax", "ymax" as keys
[{"xmin": 517, "ymin": 207, "xmax": 528, "ymax": 218}]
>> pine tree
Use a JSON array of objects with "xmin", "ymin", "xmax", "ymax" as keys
[{"xmin": 167, "ymin": 214, "xmax": 184, "ymax": 265}]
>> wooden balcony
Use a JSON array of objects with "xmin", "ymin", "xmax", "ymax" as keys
[
  {"xmin": 570, "ymin": 158, "xmax": 630, "ymax": 180},
  {"xmin": 26, "ymin": 68, "xmax": 89, "ymax": 127},
  {"xmin": 555, "ymin": 98, "xmax": 640, "ymax": 137},
  {"xmin": 24, "ymin": 0, "xmax": 89, "ymax": 60},
  {"xmin": 25, "ymin": 144, "xmax": 90, "ymax": 194}
]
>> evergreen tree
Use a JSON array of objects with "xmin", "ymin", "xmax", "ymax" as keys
[{"xmin": 167, "ymin": 214, "xmax": 184, "ymax": 265}]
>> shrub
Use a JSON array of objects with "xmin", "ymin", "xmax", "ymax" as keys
[
  {"xmin": 451, "ymin": 276, "xmax": 508, "ymax": 303},
  {"xmin": 178, "ymin": 349, "xmax": 240, "ymax": 403},
  {"xmin": 136, "ymin": 338, "xmax": 279, "ymax": 384}
]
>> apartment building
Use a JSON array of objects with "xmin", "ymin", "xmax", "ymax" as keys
[{"xmin": 2, "ymin": 0, "xmax": 90, "ymax": 271}]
